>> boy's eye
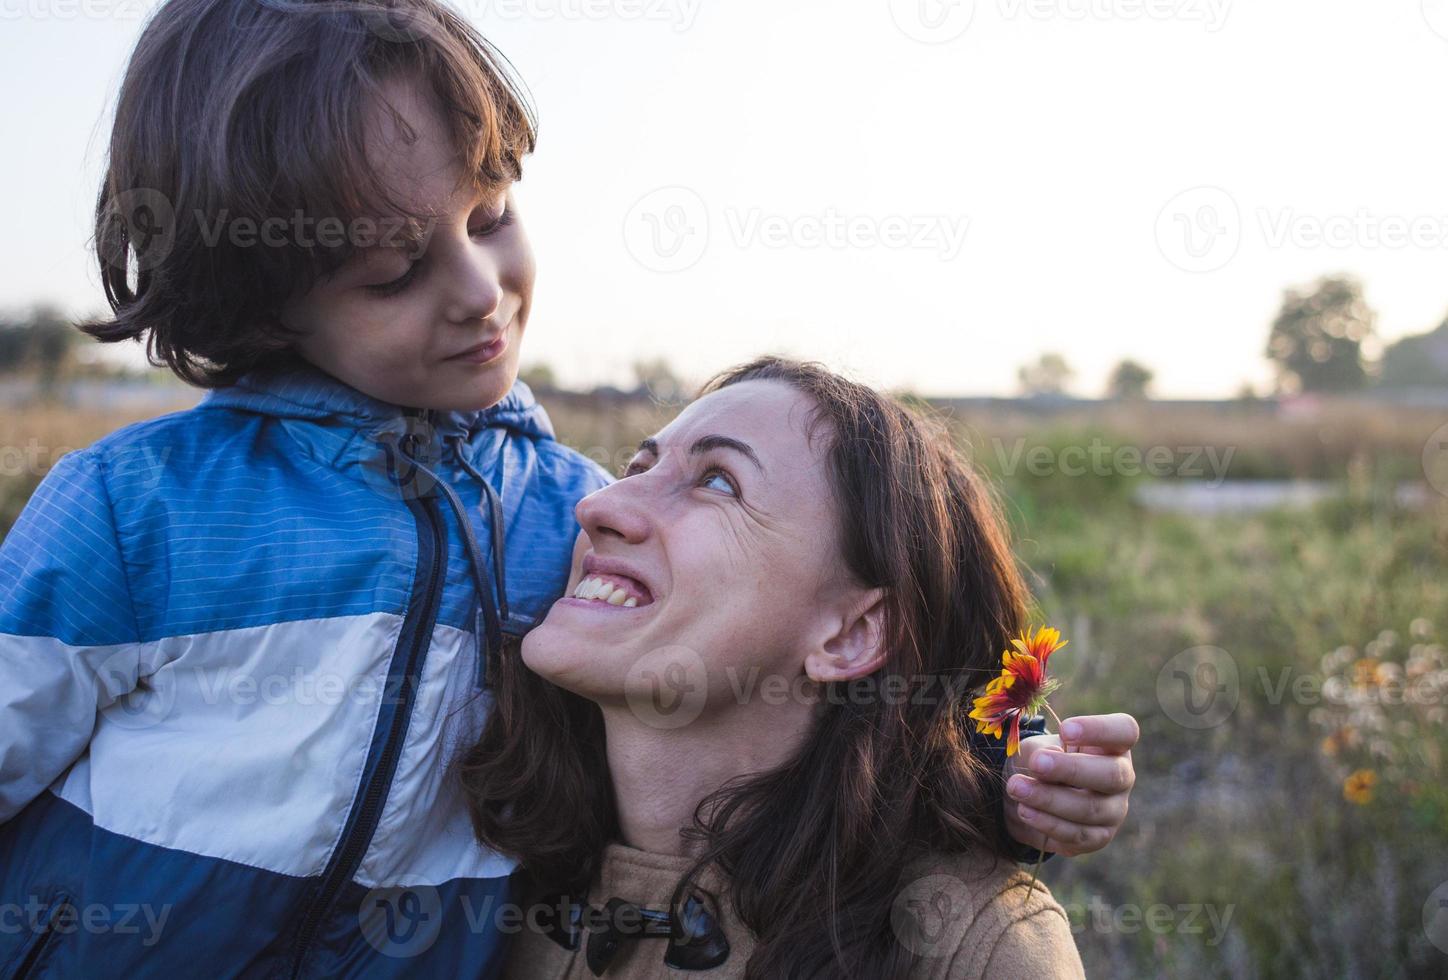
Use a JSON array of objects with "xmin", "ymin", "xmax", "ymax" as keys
[
  {"xmin": 365, "ymin": 260, "xmax": 420, "ymax": 298},
  {"xmin": 470, "ymin": 204, "xmax": 515, "ymax": 238}
]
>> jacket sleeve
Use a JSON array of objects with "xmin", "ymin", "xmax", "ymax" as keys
[
  {"xmin": 0, "ymin": 447, "xmax": 144, "ymax": 822},
  {"xmin": 969, "ymin": 714, "xmax": 1056, "ymax": 864}
]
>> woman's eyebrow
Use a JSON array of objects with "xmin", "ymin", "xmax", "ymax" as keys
[{"xmin": 634, "ymin": 435, "xmax": 764, "ymax": 472}]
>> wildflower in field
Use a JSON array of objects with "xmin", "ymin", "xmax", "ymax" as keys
[
  {"xmin": 1373, "ymin": 662, "xmax": 1401, "ymax": 686},
  {"xmin": 1343, "ymin": 769, "xmax": 1377, "ymax": 805},
  {"xmin": 970, "ymin": 625, "xmax": 1066, "ymax": 757},
  {"xmin": 1352, "ymin": 658, "xmax": 1379, "ymax": 688}
]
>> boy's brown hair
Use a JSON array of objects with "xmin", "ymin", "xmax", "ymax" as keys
[{"xmin": 84, "ymin": 0, "xmax": 537, "ymax": 387}]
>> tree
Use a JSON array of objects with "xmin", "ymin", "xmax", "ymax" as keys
[
  {"xmin": 518, "ymin": 362, "xmax": 557, "ymax": 391},
  {"xmin": 0, "ymin": 305, "xmax": 76, "ymax": 392},
  {"xmin": 1265, "ymin": 275, "xmax": 1376, "ymax": 393},
  {"xmin": 1017, "ymin": 353, "xmax": 1074, "ymax": 397},
  {"xmin": 0, "ymin": 317, "xmax": 28, "ymax": 373},
  {"xmin": 1377, "ymin": 313, "xmax": 1448, "ymax": 389},
  {"xmin": 632, "ymin": 357, "xmax": 687, "ymax": 404},
  {"xmin": 1106, "ymin": 359, "xmax": 1154, "ymax": 399}
]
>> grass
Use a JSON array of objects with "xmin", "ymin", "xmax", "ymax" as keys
[
  {"xmin": 1019, "ymin": 492, "xmax": 1448, "ymax": 978},
  {"xmin": 0, "ymin": 395, "xmax": 197, "ymax": 533},
  {"xmin": 3, "ymin": 388, "xmax": 1446, "ymax": 977}
]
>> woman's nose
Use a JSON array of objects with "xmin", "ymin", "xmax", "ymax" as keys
[{"xmin": 576, "ymin": 480, "xmax": 651, "ymax": 546}]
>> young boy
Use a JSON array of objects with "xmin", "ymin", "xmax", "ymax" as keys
[{"xmin": 0, "ymin": 0, "xmax": 1136, "ymax": 976}]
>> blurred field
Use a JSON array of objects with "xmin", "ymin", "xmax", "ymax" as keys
[
  {"xmin": 3, "ymin": 388, "xmax": 1447, "ymax": 978},
  {"xmin": 0, "ymin": 394, "xmax": 198, "ymax": 534}
]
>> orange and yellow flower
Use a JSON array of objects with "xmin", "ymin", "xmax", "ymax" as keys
[
  {"xmin": 970, "ymin": 626, "xmax": 1067, "ymax": 757},
  {"xmin": 1342, "ymin": 769, "xmax": 1377, "ymax": 805},
  {"xmin": 1352, "ymin": 658, "xmax": 1379, "ymax": 688}
]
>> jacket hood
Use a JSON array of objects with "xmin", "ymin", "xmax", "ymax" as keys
[{"xmin": 198, "ymin": 354, "xmax": 556, "ymax": 443}]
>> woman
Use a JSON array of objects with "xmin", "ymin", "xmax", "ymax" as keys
[{"xmin": 462, "ymin": 358, "xmax": 1110, "ymax": 978}]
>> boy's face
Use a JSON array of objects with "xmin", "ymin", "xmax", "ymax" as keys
[{"xmin": 280, "ymin": 73, "xmax": 534, "ymax": 413}]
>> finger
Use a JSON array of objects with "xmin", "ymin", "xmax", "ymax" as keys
[
  {"xmin": 1059, "ymin": 713, "xmax": 1140, "ymax": 754},
  {"xmin": 1008, "ymin": 777, "xmax": 1127, "ymax": 827},
  {"xmin": 1002, "ymin": 810, "xmax": 1053, "ymax": 853},
  {"xmin": 1014, "ymin": 804, "xmax": 1116, "ymax": 856},
  {"xmin": 1028, "ymin": 748, "xmax": 1135, "ymax": 795},
  {"xmin": 1013, "ymin": 733, "xmax": 1061, "ymax": 767}
]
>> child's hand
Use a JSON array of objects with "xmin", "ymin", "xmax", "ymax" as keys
[{"xmin": 1003, "ymin": 713, "xmax": 1139, "ymax": 856}]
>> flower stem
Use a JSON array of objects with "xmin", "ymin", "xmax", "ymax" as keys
[{"xmin": 1024, "ymin": 701, "xmax": 1072, "ymax": 903}]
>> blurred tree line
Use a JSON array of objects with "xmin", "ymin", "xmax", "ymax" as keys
[
  {"xmin": 1020, "ymin": 273, "xmax": 1448, "ymax": 400},
  {"xmin": 1261, "ymin": 273, "xmax": 1448, "ymax": 394},
  {"xmin": 0, "ymin": 305, "xmax": 76, "ymax": 390},
  {"xmin": 8, "ymin": 280, "xmax": 1447, "ymax": 404}
]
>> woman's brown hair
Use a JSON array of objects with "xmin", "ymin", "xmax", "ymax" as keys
[
  {"xmin": 459, "ymin": 356, "xmax": 1029, "ymax": 978},
  {"xmin": 83, "ymin": 0, "xmax": 536, "ymax": 387}
]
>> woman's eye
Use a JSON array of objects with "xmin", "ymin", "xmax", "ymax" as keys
[
  {"xmin": 700, "ymin": 469, "xmax": 738, "ymax": 496},
  {"xmin": 621, "ymin": 459, "xmax": 650, "ymax": 478}
]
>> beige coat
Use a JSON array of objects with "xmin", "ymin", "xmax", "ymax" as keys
[{"xmin": 502, "ymin": 842, "xmax": 1084, "ymax": 979}]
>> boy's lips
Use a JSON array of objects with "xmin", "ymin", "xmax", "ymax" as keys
[{"xmin": 447, "ymin": 330, "xmax": 508, "ymax": 364}]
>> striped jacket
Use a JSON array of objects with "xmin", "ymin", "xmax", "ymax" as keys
[{"xmin": 0, "ymin": 358, "xmax": 610, "ymax": 978}]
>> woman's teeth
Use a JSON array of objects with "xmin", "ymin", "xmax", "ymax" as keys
[{"xmin": 572, "ymin": 575, "xmax": 640, "ymax": 607}]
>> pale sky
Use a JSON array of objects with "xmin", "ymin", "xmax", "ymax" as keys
[{"xmin": 3, "ymin": 0, "xmax": 1447, "ymax": 396}]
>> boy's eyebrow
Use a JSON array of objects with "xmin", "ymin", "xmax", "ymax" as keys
[
  {"xmin": 449, "ymin": 181, "xmax": 511, "ymax": 216},
  {"xmin": 635, "ymin": 435, "xmax": 763, "ymax": 472}
]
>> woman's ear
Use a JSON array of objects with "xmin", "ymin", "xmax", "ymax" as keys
[{"xmin": 804, "ymin": 588, "xmax": 889, "ymax": 683}]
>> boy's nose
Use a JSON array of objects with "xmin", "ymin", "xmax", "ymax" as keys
[{"xmin": 447, "ymin": 252, "xmax": 503, "ymax": 325}]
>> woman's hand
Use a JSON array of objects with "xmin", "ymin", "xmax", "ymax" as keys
[{"xmin": 1003, "ymin": 713, "xmax": 1139, "ymax": 857}]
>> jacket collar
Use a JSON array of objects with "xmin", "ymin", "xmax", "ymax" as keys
[
  {"xmin": 198, "ymin": 353, "xmax": 555, "ymax": 444},
  {"xmin": 199, "ymin": 353, "xmax": 552, "ymax": 686}
]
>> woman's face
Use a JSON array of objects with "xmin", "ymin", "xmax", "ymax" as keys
[{"xmin": 522, "ymin": 379, "xmax": 877, "ymax": 723}]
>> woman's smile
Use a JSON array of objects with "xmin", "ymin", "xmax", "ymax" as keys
[{"xmin": 552, "ymin": 554, "xmax": 658, "ymax": 619}]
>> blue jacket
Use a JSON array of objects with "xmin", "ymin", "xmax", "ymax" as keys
[{"xmin": 0, "ymin": 358, "xmax": 610, "ymax": 978}]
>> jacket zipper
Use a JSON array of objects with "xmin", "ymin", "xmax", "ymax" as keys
[
  {"xmin": 286, "ymin": 421, "xmax": 447, "ymax": 978},
  {"xmin": 12, "ymin": 893, "xmax": 71, "ymax": 979}
]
